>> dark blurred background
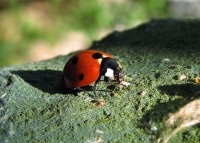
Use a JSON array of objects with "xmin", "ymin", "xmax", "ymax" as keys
[{"xmin": 0, "ymin": 0, "xmax": 199, "ymax": 67}]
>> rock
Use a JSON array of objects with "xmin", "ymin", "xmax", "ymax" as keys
[{"xmin": 1, "ymin": 19, "xmax": 200, "ymax": 142}]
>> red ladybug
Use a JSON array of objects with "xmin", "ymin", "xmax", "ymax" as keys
[{"xmin": 63, "ymin": 50, "xmax": 123, "ymax": 96}]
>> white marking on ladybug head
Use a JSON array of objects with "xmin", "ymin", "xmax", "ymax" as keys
[
  {"xmin": 105, "ymin": 68, "xmax": 114, "ymax": 78},
  {"xmin": 97, "ymin": 59, "xmax": 102, "ymax": 64}
]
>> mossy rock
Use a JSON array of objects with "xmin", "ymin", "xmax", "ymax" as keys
[{"xmin": 1, "ymin": 19, "xmax": 200, "ymax": 143}]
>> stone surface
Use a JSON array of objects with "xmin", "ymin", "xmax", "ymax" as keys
[{"xmin": 1, "ymin": 19, "xmax": 200, "ymax": 142}]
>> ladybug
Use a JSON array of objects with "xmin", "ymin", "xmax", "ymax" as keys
[{"xmin": 63, "ymin": 50, "xmax": 123, "ymax": 96}]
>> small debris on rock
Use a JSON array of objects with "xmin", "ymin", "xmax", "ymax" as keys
[
  {"xmin": 179, "ymin": 75, "xmax": 187, "ymax": 80},
  {"xmin": 150, "ymin": 126, "xmax": 158, "ymax": 132},
  {"xmin": 120, "ymin": 81, "xmax": 131, "ymax": 87},
  {"xmin": 141, "ymin": 91, "xmax": 147, "ymax": 96},
  {"xmin": 94, "ymin": 100, "xmax": 105, "ymax": 107},
  {"xmin": 95, "ymin": 138, "xmax": 103, "ymax": 143},
  {"xmin": 86, "ymin": 137, "xmax": 103, "ymax": 143},
  {"xmin": 195, "ymin": 76, "xmax": 200, "ymax": 84},
  {"xmin": 95, "ymin": 129, "xmax": 104, "ymax": 134},
  {"xmin": 161, "ymin": 58, "xmax": 171, "ymax": 64}
]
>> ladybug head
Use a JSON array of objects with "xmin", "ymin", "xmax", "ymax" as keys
[
  {"xmin": 114, "ymin": 65, "xmax": 124, "ymax": 83},
  {"xmin": 100, "ymin": 57, "xmax": 124, "ymax": 83}
]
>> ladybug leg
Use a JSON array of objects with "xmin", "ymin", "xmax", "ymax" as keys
[
  {"xmin": 94, "ymin": 76, "xmax": 101, "ymax": 98},
  {"xmin": 104, "ymin": 76, "xmax": 110, "ymax": 82},
  {"xmin": 104, "ymin": 76, "xmax": 111, "ymax": 93},
  {"xmin": 104, "ymin": 76, "xmax": 110, "ymax": 95}
]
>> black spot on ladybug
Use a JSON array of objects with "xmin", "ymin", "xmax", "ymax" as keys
[
  {"xmin": 79, "ymin": 74, "xmax": 84, "ymax": 80},
  {"xmin": 72, "ymin": 57, "xmax": 78, "ymax": 65},
  {"xmin": 92, "ymin": 52, "xmax": 103, "ymax": 59}
]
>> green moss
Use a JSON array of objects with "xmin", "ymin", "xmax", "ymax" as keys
[
  {"xmin": 1, "ymin": 19, "xmax": 200, "ymax": 142},
  {"xmin": 168, "ymin": 125, "xmax": 200, "ymax": 143}
]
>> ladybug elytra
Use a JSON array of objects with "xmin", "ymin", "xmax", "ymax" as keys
[{"xmin": 63, "ymin": 50, "xmax": 123, "ymax": 96}]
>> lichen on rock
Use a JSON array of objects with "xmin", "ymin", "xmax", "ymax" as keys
[{"xmin": 1, "ymin": 19, "xmax": 200, "ymax": 142}]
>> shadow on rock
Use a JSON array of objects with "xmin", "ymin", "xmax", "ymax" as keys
[
  {"xmin": 138, "ymin": 83, "xmax": 200, "ymax": 133},
  {"xmin": 138, "ymin": 98, "xmax": 188, "ymax": 134},
  {"xmin": 91, "ymin": 19, "xmax": 200, "ymax": 57},
  {"xmin": 11, "ymin": 70, "xmax": 78, "ymax": 95},
  {"xmin": 157, "ymin": 83, "xmax": 200, "ymax": 99}
]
